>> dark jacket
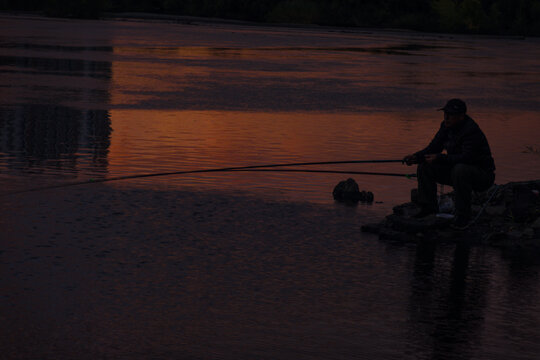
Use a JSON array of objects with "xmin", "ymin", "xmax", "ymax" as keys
[{"xmin": 415, "ymin": 115, "xmax": 495, "ymax": 172}]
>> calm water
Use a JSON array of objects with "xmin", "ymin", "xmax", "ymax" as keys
[{"xmin": 1, "ymin": 14, "xmax": 540, "ymax": 359}]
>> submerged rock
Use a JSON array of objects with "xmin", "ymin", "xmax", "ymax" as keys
[
  {"xmin": 333, "ymin": 178, "xmax": 361, "ymax": 203},
  {"xmin": 333, "ymin": 178, "xmax": 374, "ymax": 204},
  {"xmin": 365, "ymin": 191, "xmax": 374, "ymax": 203}
]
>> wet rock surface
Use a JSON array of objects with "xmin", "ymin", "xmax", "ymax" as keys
[
  {"xmin": 362, "ymin": 180, "xmax": 540, "ymax": 249},
  {"xmin": 333, "ymin": 178, "xmax": 374, "ymax": 204}
]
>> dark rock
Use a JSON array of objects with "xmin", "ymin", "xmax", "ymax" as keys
[
  {"xmin": 485, "ymin": 205, "xmax": 506, "ymax": 216},
  {"xmin": 481, "ymin": 231, "xmax": 508, "ymax": 245},
  {"xmin": 473, "ymin": 185, "xmax": 500, "ymax": 204},
  {"xmin": 333, "ymin": 178, "xmax": 361, "ymax": 203},
  {"xmin": 510, "ymin": 185, "xmax": 537, "ymax": 222},
  {"xmin": 361, "ymin": 223, "xmax": 382, "ymax": 234},
  {"xmin": 507, "ymin": 229, "xmax": 525, "ymax": 240},
  {"xmin": 333, "ymin": 178, "xmax": 375, "ymax": 204},
  {"xmin": 379, "ymin": 227, "xmax": 417, "ymax": 242},
  {"xmin": 393, "ymin": 202, "xmax": 420, "ymax": 217},
  {"xmin": 365, "ymin": 191, "xmax": 374, "ymax": 203},
  {"xmin": 386, "ymin": 214, "xmax": 453, "ymax": 233},
  {"xmin": 531, "ymin": 216, "xmax": 540, "ymax": 226},
  {"xmin": 503, "ymin": 186, "xmax": 514, "ymax": 206},
  {"xmin": 359, "ymin": 190, "xmax": 367, "ymax": 202},
  {"xmin": 362, "ymin": 179, "xmax": 540, "ymax": 251},
  {"xmin": 524, "ymin": 228, "xmax": 535, "ymax": 238}
]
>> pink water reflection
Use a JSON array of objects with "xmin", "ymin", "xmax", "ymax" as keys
[
  {"xmin": 107, "ymin": 109, "xmax": 540, "ymax": 206},
  {"xmin": 0, "ymin": 15, "xmax": 539, "ymax": 204}
]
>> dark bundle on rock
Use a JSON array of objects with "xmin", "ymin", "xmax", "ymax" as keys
[
  {"xmin": 508, "ymin": 184, "xmax": 539, "ymax": 222},
  {"xmin": 332, "ymin": 178, "xmax": 374, "ymax": 204}
]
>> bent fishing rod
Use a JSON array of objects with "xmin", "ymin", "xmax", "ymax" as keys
[
  {"xmin": 229, "ymin": 169, "xmax": 415, "ymax": 178},
  {"xmin": 2, "ymin": 159, "xmax": 413, "ymax": 196}
]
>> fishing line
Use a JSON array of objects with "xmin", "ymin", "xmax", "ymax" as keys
[{"xmin": 2, "ymin": 159, "xmax": 410, "ymax": 196}]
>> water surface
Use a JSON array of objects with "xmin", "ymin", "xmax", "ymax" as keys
[
  {"xmin": 1, "ymin": 15, "xmax": 540, "ymax": 359},
  {"xmin": 1, "ymin": 15, "xmax": 539, "ymax": 203}
]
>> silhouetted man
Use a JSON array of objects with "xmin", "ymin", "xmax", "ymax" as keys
[{"xmin": 403, "ymin": 99, "xmax": 495, "ymax": 229}]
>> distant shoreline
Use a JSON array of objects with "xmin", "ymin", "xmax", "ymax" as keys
[
  {"xmin": 2, "ymin": 0, "xmax": 540, "ymax": 37},
  {"xmin": 0, "ymin": 10, "xmax": 415, "ymax": 33},
  {"xmin": 103, "ymin": 12, "xmax": 423, "ymax": 36},
  {"xmin": 0, "ymin": 11, "xmax": 532, "ymax": 41}
]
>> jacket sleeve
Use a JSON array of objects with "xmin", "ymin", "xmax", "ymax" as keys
[
  {"xmin": 437, "ymin": 128, "xmax": 483, "ymax": 165},
  {"xmin": 414, "ymin": 123, "xmax": 446, "ymax": 160}
]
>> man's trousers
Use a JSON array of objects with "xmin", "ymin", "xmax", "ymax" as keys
[{"xmin": 416, "ymin": 162, "xmax": 495, "ymax": 218}]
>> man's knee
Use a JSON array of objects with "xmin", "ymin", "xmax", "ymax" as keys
[
  {"xmin": 452, "ymin": 164, "xmax": 494, "ymax": 191},
  {"xmin": 451, "ymin": 164, "xmax": 474, "ymax": 186}
]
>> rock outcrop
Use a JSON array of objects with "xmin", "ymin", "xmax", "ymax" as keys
[{"xmin": 361, "ymin": 180, "xmax": 540, "ymax": 250}]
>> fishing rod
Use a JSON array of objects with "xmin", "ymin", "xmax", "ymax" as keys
[
  {"xmin": 229, "ymin": 169, "xmax": 416, "ymax": 178},
  {"xmin": 2, "ymin": 159, "xmax": 410, "ymax": 196}
]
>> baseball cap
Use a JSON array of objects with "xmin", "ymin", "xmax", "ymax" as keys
[{"xmin": 438, "ymin": 98, "xmax": 467, "ymax": 114}]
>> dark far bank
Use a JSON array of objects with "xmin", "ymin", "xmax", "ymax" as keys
[{"xmin": 2, "ymin": 0, "xmax": 540, "ymax": 36}]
